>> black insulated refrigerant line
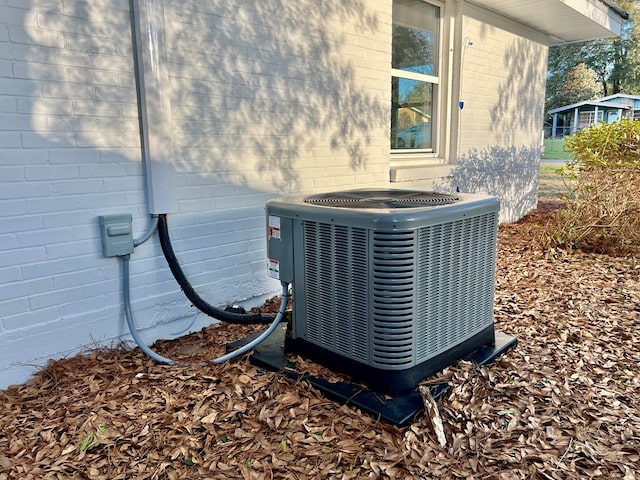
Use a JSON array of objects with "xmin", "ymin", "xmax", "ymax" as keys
[{"xmin": 157, "ymin": 214, "xmax": 275, "ymax": 325}]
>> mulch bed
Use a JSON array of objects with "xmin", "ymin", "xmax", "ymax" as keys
[{"xmin": 1, "ymin": 199, "xmax": 639, "ymax": 479}]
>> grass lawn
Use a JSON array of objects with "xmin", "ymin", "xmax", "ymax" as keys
[
  {"xmin": 539, "ymin": 164, "xmax": 571, "ymax": 199},
  {"xmin": 542, "ymin": 138, "xmax": 572, "ymax": 160}
]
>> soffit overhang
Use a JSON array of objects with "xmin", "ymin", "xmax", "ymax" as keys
[{"xmin": 468, "ymin": 0, "xmax": 626, "ymax": 45}]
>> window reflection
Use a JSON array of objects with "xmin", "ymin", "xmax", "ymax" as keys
[
  {"xmin": 392, "ymin": 26, "xmax": 436, "ymax": 76},
  {"xmin": 391, "ymin": 78, "xmax": 433, "ymax": 150},
  {"xmin": 392, "ymin": 0, "xmax": 438, "ymax": 75}
]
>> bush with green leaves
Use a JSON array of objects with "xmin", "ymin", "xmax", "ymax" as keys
[
  {"xmin": 548, "ymin": 119, "xmax": 640, "ymax": 255},
  {"xmin": 563, "ymin": 118, "xmax": 640, "ymax": 174}
]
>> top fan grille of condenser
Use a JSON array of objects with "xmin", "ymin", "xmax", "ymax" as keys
[{"xmin": 303, "ymin": 189, "xmax": 460, "ymax": 209}]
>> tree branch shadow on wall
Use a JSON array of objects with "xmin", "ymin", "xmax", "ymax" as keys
[
  {"xmin": 433, "ymin": 145, "xmax": 540, "ymax": 222},
  {"xmin": 165, "ymin": 0, "xmax": 387, "ymax": 192},
  {"xmin": 443, "ymin": 34, "xmax": 544, "ymax": 221},
  {"xmin": 490, "ymin": 37, "xmax": 547, "ymax": 146},
  {"xmin": 25, "ymin": 0, "xmax": 387, "ymax": 194},
  {"xmin": 1, "ymin": 2, "xmax": 390, "ymax": 380},
  {"xmin": 14, "ymin": 0, "xmax": 390, "ymax": 305}
]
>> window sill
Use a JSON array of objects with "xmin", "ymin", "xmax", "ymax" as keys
[{"xmin": 390, "ymin": 163, "xmax": 454, "ymax": 183}]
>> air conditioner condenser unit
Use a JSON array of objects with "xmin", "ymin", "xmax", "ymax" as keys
[{"xmin": 266, "ymin": 189, "xmax": 507, "ymax": 395}]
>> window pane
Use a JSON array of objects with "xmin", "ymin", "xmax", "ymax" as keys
[
  {"xmin": 391, "ymin": 78, "xmax": 433, "ymax": 150},
  {"xmin": 392, "ymin": 0, "xmax": 439, "ymax": 75}
]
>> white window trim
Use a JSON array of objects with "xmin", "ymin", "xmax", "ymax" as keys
[
  {"xmin": 391, "ymin": 68, "xmax": 439, "ymax": 85},
  {"xmin": 390, "ymin": 0, "xmax": 454, "ymax": 181}
]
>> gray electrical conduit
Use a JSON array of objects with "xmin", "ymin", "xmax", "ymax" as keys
[
  {"xmin": 133, "ymin": 217, "xmax": 195, "ymax": 336},
  {"xmin": 125, "ymin": 2, "xmax": 290, "ymax": 363},
  {"xmin": 121, "ymin": 251, "xmax": 289, "ymax": 366},
  {"xmin": 133, "ymin": 214, "xmax": 159, "ymax": 247},
  {"xmin": 122, "ymin": 254, "xmax": 174, "ymax": 365}
]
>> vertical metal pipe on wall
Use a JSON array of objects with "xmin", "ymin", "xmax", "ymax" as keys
[{"xmin": 130, "ymin": 0, "xmax": 177, "ymax": 215}]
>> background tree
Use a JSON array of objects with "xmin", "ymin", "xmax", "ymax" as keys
[
  {"xmin": 550, "ymin": 63, "xmax": 602, "ymax": 109},
  {"xmin": 612, "ymin": 1, "xmax": 640, "ymax": 93},
  {"xmin": 546, "ymin": 0, "xmax": 640, "ymax": 111}
]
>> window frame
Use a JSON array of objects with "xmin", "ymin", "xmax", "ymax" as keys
[
  {"xmin": 578, "ymin": 110, "xmax": 604, "ymax": 128},
  {"xmin": 390, "ymin": 0, "xmax": 450, "ymax": 169}
]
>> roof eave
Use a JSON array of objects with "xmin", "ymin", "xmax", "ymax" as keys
[
  {"xmin": 468, "ymin": 0, "xmax": 627, "ymax": 46},
  {"xmin": 548, "ymin": 101, "xmax": 630, "ymax": 115}
]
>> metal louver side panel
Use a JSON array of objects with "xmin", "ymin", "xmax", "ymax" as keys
[
  {"xmin": 302, "ymin": 221, "xmax": 370, "ymax": 363},
  {"xmin": 415, "ymin": 212, "xmax": 498, "ymax": 361},
  {"xmin": 371, "ymin": 230, "xmax": 416, "ymax": 369}
]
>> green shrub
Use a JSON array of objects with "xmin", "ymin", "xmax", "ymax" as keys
[
  {"xmin": 562, "ymin": 118, "xmax": 640, "ymax": 174},
  {"xmin": 546, "ymin": 119, "xmax": 640, "ymax": 255}
]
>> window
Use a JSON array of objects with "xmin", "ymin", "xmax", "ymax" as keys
[
  {"xmin": 578, "ymin": 110, "xmax": 603, "ymax": 128},
  {"xmin": 391, "ymin": 0, "xmax": 440, "ymax": 155}
]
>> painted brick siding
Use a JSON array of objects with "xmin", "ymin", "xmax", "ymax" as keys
[
  {"xmin": 0, "ymin": 0, "xmax": 149, "ymax": 388},
  {"xmin": 438, "ymin": 7, "xmax": 549, "ymax": 222},
  {"xmin": 459, "ymin": 13, "xmax": 548, "ymax": 149},
  {"xmin": 0, "ymin": 0, "xmax": 392, "ymax": 388},
  {"xmin": 164, "ymin": 0, "xmax": 391, "ymax": 198}
]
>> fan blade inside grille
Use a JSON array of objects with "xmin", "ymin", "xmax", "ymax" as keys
[{"xmin": 304, "ymin": 189, "xmax": 460, "ymax": 209}]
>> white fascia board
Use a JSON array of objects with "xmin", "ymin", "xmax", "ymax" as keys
[
  {"xmin": 548, "ymin": 100, "xmax": 630, "ymax": 115},
  {"xmin": 468, "ymin": 0, "xmax": 626, "ymax": 45}
]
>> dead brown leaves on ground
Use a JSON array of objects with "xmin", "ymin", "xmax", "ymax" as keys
[{"xmin": 1, "ymin": 199, "xmax": 639, "ymax": 479}]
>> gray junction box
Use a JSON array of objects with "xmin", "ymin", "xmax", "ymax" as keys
[{"xmin": 99, "ymin": 214, "xmax": 134, "ymax": 257}]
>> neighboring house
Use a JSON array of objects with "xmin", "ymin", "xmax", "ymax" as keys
[
  {"xmin": 0, "ymin": 0, "xmax": 625, "ymax": 388},
  {"xmin": 548, "ymin": 94, "xmax": 640, "ymax": 137}
]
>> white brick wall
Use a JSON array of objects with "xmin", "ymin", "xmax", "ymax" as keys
[
  {"xmin": 436, "ymin": 6, "xmax": 548, "ymax": 222},
  {"xmin": 0, "ymin": 0, "xmax": 150, "ymax": 389},
  {"xmin": 459, "ymin": 11, "xmax": 548, "ymax": 149},
  {"xmin": 0, "ymin": 0, "xmax": 392, "ymax": 388}
]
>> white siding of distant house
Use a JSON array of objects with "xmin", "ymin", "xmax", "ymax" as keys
[{"xmin": 0, "ymin": 0, "xmax": 392, "ymax": 388}]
